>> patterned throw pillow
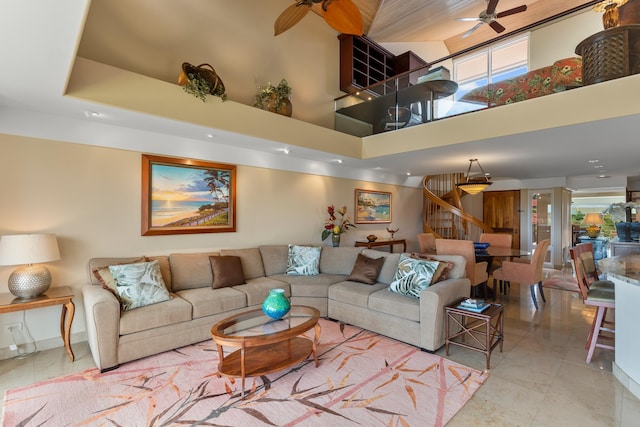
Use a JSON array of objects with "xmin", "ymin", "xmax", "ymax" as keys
[
  {"xmin": 347, "ymin": 253, "xmax": 385, "ymax": 285},
  {"xmin": 108, "ymin": 260, "xmax": 171, "ymax": 311},
  {"xmin": 92, "ymin": 257, "xmax": 147, "ymax": 297},
  {"xmin": 285, "ymin": 245, "xmax": 321, "ymax": 276},
  {"xmin": 389, "ymin": 254, "xmax": 441, "ymax": 298}
]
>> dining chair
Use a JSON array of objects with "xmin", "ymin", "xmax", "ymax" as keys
[
  {"xmin": 571, "ymin": 242, "xmax": 613, "ymax": 291},
  {"xmin": 435, "ymin": 239, "xmax": 488, "ymax": 297},
  {"xmin": 491, "ymin": 239, "xmax": 550, "ymax": 309},
  {"xmin": 479, "ymin": 232, "xmax": 513, "ymax": 284},
  {"xmin": 569, "ymin": 246, "xmax": 615, "ymax": 363},
  {"xmin": 417, "ymin": 233, "xmax": 437, "ymax": 254}
]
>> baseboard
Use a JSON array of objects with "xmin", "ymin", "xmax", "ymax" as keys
[{"xmin": 0, "ymin": 331, "xmax": 87, "ymax": 361}]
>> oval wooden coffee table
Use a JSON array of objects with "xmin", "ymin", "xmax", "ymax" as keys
[{"xmin": 210, "ymin": 305, "xmax": 321, "ymax": 398}]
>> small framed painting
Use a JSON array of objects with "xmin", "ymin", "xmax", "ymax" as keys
[
  {"xmin": 141, "ymin": 155, "xmax": 236, "ymax": 235},
  {"xmin": 355, "ymin": 189, "xmax": 391, "ymax": 224}
]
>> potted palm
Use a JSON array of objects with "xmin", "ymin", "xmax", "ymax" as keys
[
  {"xmin": 254, "ymin": 79, "xmax": 292, "ymax": 116},
  {"xmin": 178, "ymin": 62, "xmax": 227, "ymax": 102}
]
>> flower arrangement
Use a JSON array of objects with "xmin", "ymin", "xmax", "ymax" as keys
[
  {"xmin": 603, "ymin": 202, "xmax": 638, "ymax": 222},
  {"xmin": 321, "ymin": 205, "xmax": 356, "ymax": 241}
]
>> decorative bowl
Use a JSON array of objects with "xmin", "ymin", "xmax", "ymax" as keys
[
  {"xmin": 473, "ymin": 242, "xmax": 491, "ymax": 250},
  {"xmin": 367, "ymin": 235, "xmax": 378, "ymax": 242}
]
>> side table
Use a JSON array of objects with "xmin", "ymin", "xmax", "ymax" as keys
[
  {"xmin": 445, "ymin": 298, "xmax": 504, "ymax": 370},
  {"xmin": 354, "ymin": 238, "xmax": 407, "ymax": 252},
  {"xmin": 0, "ymin": 286, "xmax": 75, "ymax": 361}
]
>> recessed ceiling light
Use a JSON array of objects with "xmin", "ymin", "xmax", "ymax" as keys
[
  {"xmin": 278, "ymin": 148, "xmax": 290, "ymax": 155},
  {"xmin": 206, "ymin": 133, "xmax": 215, "ymax": 139},
  {"xmin": 84, "ymin": 111, "xmax": 100, "ymax": 118},
  {"xmin": 406, "ymin": 172, "xmax": 411, "ymax": 176},
  {"xmin": 597, "ymin": 175, "xmax": 610, "ymax": 178},
  {"xmin": 594, "ymin": 165, "xmax": 604, "ymax": 168},
  {"xmin": 333, "ymin": 159, "xmax": 343, "ymax": 164},
  {"xmin": 588, "ymin": 159, "xmax": 600, "ymax": 163}
]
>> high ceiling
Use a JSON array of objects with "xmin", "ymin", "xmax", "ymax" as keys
[{"xmin": 1, "ymin": 0, "xmax": 639, "ymax": 191}]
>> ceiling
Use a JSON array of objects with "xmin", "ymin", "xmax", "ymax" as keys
[{"xmin": 0, "ymin": 0, "xmax": 639, "ymax": 191}]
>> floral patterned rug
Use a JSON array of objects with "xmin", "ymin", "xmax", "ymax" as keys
[{"xmin": 2, "ymin": 319, "xmax": 487, "ymax": 426}]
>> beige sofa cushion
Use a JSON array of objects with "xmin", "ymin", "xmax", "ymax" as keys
[
  {"xmin": 368, "ymin": 289, "xmax": 420, "ymax": 322},
  {"xmin": 259, "ymin": 245, "xmax": 289, "ymax": 276},
  {"xmin": 119, "ymin": 294, "xmax": 192, "ymax": 335},
  {"xmin": 232, "ymin": 277, "xmax": 290, "ymax": 306},
  {"xmin": 176, "ymin": 287, "xmax": 247, "ymax": 319},
  {"xmin": 328, "ymin": 281, "xmax": 387, "ymax": 308},
  {"xmin": 361, "ymin": 250, "xmax": 401, "ymax": 285},
  {"xmin": 220, "ymin": 248, "xmax": 265, "ymax": 280},
  {"xmin": 319, "ymin": 246, "xmax": 364, "ymax": 275},
  {"xmin": 170, "ymin": 252, "xmax": 219, "ymax": 291},
  {"xmin": 271, "ymin": 273, "xmax": 346, "ymax": 298}
]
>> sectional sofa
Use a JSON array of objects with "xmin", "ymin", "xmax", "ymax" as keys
[{"xmin": 83, "ymin": 245, "xmax": 470, "ymax": 372}]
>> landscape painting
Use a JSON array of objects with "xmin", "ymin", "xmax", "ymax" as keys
[
  {"xmin": 141, "ymin": 155, "xmax": 236, "ymax": 235},
  {"xmin": 355, "ymin": 189, "xmax": 391, "ymax": 224}
]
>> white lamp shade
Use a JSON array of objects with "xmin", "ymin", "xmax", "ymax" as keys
[{"xmin": 0, "ymin": 234, "xmax": 60, "ymax": 266}]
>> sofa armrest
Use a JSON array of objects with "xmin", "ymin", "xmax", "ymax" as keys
[
  {"xmin": 419, "ymin": 278, "xmax": 470, "ymax": 350},
  {"xmin": 82, "ymin": 284, "xmax": 121, "ymax": 371}
]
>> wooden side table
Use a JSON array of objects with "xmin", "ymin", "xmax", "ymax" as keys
[
  {"xmin": 445, "ymin": 298, "xmax": 504, "ymax": 370},
  {"xmin": 354, "ymin": 238, "xmax": 407, "ymax": 252},
  {"xmin": 0, "ymin": 286, "xmax": 75, "ymax": 361}
]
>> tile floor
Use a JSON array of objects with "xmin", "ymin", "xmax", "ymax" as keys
[{"xmin": 2, "ymin": 276, "xmax": 640, "ymax": 426}]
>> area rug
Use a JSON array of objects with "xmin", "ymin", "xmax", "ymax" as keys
[
  {"xmin": 542, "ymin": 269, "xmax": 579, "ymax": 293},
  {"xmin": 2, "ymin": 319, "xmax": 487, "ymax": 427}
]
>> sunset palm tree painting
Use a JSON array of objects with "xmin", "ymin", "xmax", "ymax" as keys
[{"xmin": 141, "ymin": 155, "xmax": 236, "ymax": 235}]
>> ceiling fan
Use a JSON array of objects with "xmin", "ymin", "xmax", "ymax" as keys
[
  {"xmin": 457, "ymin": 0, "xmax": 528, "ymax": 39},
  {"xmin": 274, "ymin": 0, "xmax": 363, "ymax": 36}
]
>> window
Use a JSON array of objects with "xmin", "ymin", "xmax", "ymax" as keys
[{"xmin": 453, "ymin": 35, "xmax": 529, "ymax": 101}]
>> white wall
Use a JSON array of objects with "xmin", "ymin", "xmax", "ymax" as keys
[{"xmin": 0, "ymin": 134, "xmax": 422, "ymax": 356}]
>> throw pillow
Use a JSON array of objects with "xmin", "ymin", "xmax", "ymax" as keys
[
  {"xmin": 209, "ymin": 255, "xmax": 246, "ymax": 288},
  {"xmin": 92, "ymin": 256, "xmax": 147, "ymax": 297},
  {"xmin": 389, "ymin": 254, "xmax": 441, "ymax": 298},
  {"xmin": 108, "ymin": 260, "xmax": 171, "ymax": 311},
  {"xmin": 347, "ymin": 253, "xmax": 385, "ymax": 285},
  {"xmin": 409, "ymin": 253, "xmax": 453, "ymax": 284},
  {"xmin": 285, "ymin": 244, "xmax": 321, "ymax": 276}
]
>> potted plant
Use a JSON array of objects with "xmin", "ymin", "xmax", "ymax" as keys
[
  {"xmin": 254, "ymin": 79, "xmax": 292, "ymax": 116},
  {"xmin": 178, "ymin": 62, "xmax": 227, "ymax": 102}
]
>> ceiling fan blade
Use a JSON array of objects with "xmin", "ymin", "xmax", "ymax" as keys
[
  {"xmin": 489, "ymin": 20, "xmax": 506, "ymax": 34},
  {"xmin": 462, "ymin": 22, "xmax": 484, "ymax": 39},
  {"xmin": 496, "ymin": 5, "xmax": 527, "ymax": 18},
  {"xmin": 274, "ymin": 3, "xmax": 311, "ymax": 36},
  {"xmin": 486, "ymin": 0, "xmax": 500, "ymax": 15},
  {"xmin": 456, "ymin": 17, "xmax": 482, "ymax": 22},
  {"xmin": 320, "ymin": 0, "xmax": 363, "ymax": 36}
]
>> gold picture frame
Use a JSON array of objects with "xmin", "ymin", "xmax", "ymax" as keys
[{"xmin": 141, "ymin": 154, "xmax": 236, "ymax": 235}]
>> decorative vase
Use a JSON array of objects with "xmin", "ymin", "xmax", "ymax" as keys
[
  {"xmin": 331, "ymin": 233, "xmax": 341, "ymax": 247},
  {"xmin": 262, "ymin": 288, "xmax": 290, "ymax": 319}
]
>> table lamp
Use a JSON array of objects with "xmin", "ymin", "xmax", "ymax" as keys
[
  {"xmin": 0, "ymin": 234, "xmax": 60, "ymax": 299},
  {"xmin": 582, "ymin": 213, "xmax": 605, "ymax": 238}
]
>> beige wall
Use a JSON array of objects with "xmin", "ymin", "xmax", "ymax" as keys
[{"xmin": 0, "ymin": 134, "xmax": 421, "ymax": 353}]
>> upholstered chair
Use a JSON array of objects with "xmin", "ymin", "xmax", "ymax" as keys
[
  {"xmin": 417, "ymin": 233, "xmax": 437, "ymax": 254},
  {"xmin": 491, "ymin": 239, "xmax": 550, "ymax": 309},
  {"xmin": 435, "ymin": 239, "xmax": 488, "ymax": 297}
]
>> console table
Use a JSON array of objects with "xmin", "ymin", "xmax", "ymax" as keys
[
  {"xmin": 0, "ymin": 286, "xmax": 75, "ymax": 361},
  {"xmin": 355, "ymin": 238, "xmax": 407, "ymax": 253},
  {"xmin": 575, "ymin": 24, "xmax": 640, "ymax": 85}
]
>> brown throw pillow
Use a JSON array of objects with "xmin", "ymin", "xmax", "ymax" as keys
[
  {"xmin": 347, "ymin": 253, "xmax": 385, "ymax": 285},
  {"xmin": 409, "ymin": 253, "xmax": 453, "ymax": 284},
  {"xmin": 209, "ymin": 256, "xmax": 246, "ymax": 289}
]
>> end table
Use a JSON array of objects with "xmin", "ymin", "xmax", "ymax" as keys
[
  {"xmin": 445, "ymin": 298, "xmax": 504, "ymax": 370},
  {"xmin": 0, "ymin": 286, "xmax": 75, "ymax": 361}
]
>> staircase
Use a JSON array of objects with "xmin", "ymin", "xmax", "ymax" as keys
[{"xmin": 422, "ymin": 174, "xmax": 493, "ymax": 240}]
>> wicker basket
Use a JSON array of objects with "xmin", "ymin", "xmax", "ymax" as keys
[{"xmin": 179, "ymin": 62, "xmax": 226, "ymax": 98}]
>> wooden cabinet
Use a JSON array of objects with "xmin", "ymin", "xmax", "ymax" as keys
[{"xmin": 339, "ymin": 34, "xmax": 427, "ymax": 94}]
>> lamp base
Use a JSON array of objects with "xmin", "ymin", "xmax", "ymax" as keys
[
  {"xmin": 586, "ymin": 225, "xmax": 601, "ymax": 238},
  {"xmin": 8, "ymin": 265, "xmax": 52, "ymax": 299}
]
